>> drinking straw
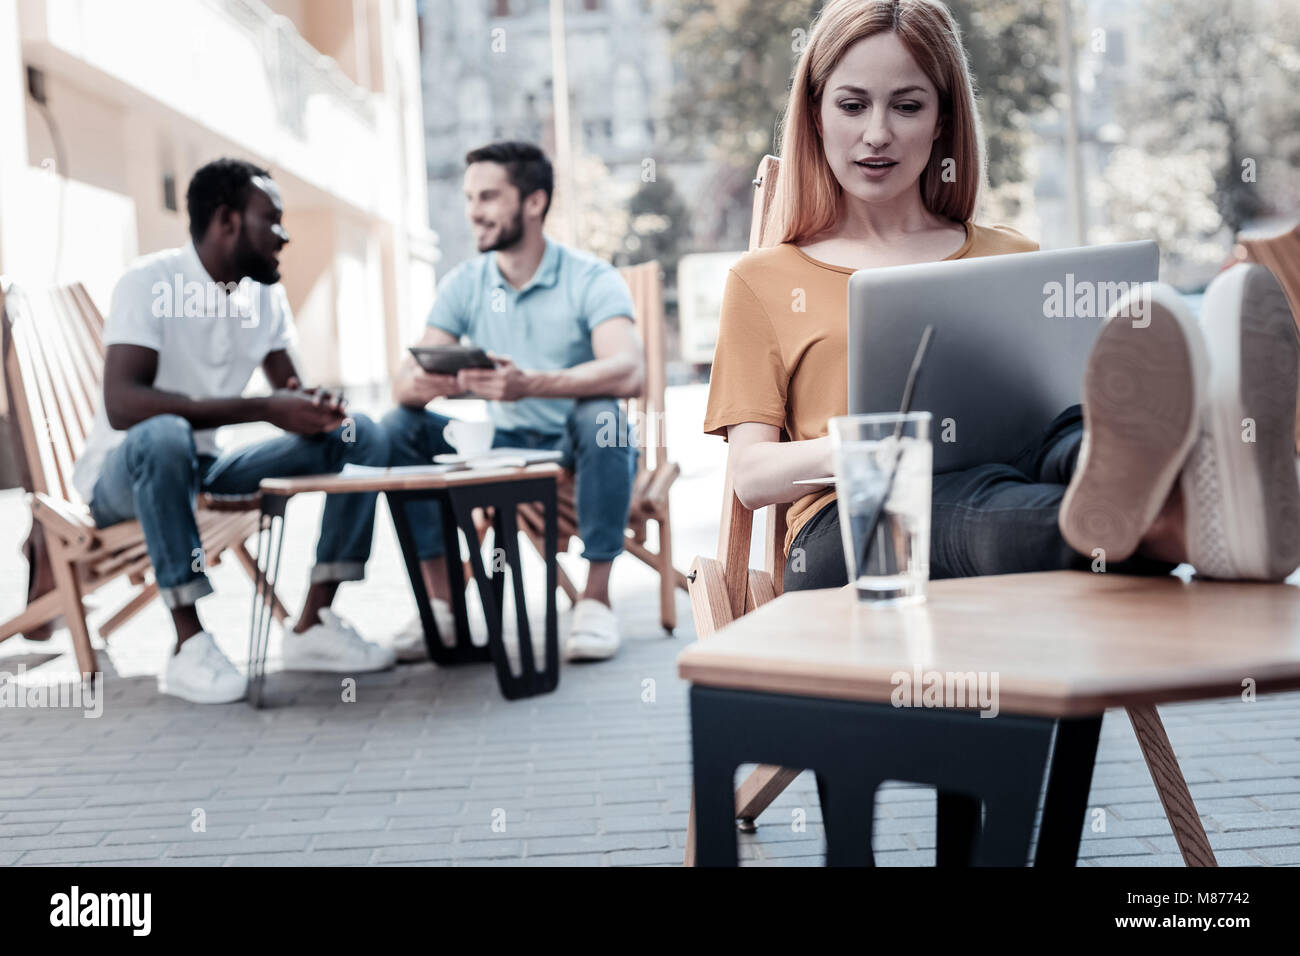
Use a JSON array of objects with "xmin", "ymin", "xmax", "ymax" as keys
[{"xmin": 858, "ymin": 325, "xmax": 936, "ymax": 575}]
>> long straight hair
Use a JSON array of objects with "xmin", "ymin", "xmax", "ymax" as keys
[{"xmin": 775, "ymin": 0, "xmax": 986, "ymax": 245}]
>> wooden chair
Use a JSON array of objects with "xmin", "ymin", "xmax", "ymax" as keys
[
  {"xmin": 684, "ymin": 155, "xmax": 798, "ymax": 865},
  {"xmin": 513, "ymin": 260, "xmax": 688, "ymax": 631},
  {"xmin": 683, "ymin": 155, "xmax": 1218, "ymax": 866},
  {"xmin": 0, "ymin": 277, "xmax": 286, "ymax": 676}
]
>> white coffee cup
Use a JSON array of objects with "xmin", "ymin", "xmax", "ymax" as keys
[{"xmin": 444, "ymin": 419, "xmax": 495, "ymax": 457}]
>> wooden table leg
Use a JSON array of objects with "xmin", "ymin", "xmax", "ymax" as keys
[{"xmin": 1127, "ymin": 704, "xmax": 1217, "ymax": 867}]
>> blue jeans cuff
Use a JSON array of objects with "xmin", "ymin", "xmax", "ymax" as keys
[
  {"xmin": 310, "ymin": 561, "xmax": 366, "ymax": 584},
  {"xmin": 580, "ymin": 541, "xmax": 625, "ymax": 563},
  {"xmin": 159, "ymin": 577, "xmax": 214, "ymax": 609}
]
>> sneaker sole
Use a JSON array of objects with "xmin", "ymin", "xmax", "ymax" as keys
[
  {"xmin": 158, "ymin": 679, "xmax": 247, "ymax": 705},
  {"xmin": 564, "ymin": 639, "xmax": 619, "ymax": 662},
  {"xmin": 1184, "ymin": 264, "xmax": 1300, "ymax": 579},
  {"xmin": 1059, "ymin": 283, "xmax": 1206, "ymax": 563},
  {"xmin": 395, "ymin": 644, "xmax": 430, "ymax": 664},
  {"xmin": 280, "ymin": 657, "xmax": 395, "ymax": 674}
]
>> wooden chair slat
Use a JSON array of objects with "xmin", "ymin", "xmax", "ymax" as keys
[
  {"xmin": 29, "ymin": 304, "xmax": 84, "ymax": 498},
  {"xmin": 70, "ymin": 283, "xmax": 106, "ymax": 358},
  {"xmin": 51, "ymin": 287, "xmax": 104, "ymax": 436},
  {"xmin": 7, "ymin": 289, "xmax": 75, "ymax": 500},
  {"xmin": 40, "ymin": 289, "xmax": 97, "ymax": 453},
  {"xmin": 3, "ymin": 287, "xmax": 50, "ymax": 497}
]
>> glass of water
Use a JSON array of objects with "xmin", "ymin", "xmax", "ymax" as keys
[{"xmin": 829, "ymin": 412, "xmax": 932, "ymax": 605}]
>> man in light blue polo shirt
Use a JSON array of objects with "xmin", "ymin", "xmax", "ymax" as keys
[{"xmin": 384, "ymin": 141, "xmax": 644, "ymax": 663}]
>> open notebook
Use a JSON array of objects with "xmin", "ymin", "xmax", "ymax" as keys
[
  {"xmin": 433, "ymin": 448, "xmax": 564, "ymax": 468},
  {"xmin": 339, "ymin": 448, "xmax": 563, "ymax": 479}
]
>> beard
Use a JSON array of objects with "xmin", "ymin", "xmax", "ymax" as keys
[
  {"xmin": 233, "ymin": 225, "xmax": 280, "ymax": 284},
  {"xmin": 477, "ymin": 207, "xmax": 526, "ymax": 253}
]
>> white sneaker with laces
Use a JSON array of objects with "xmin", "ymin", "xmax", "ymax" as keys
[
  {"xmin": 1181, "ymin": 263, "xmax": 1300, "ymax": 579},
  {"xmin": 391, "ymin": 598, "xmax": 458, "ymax": 662},
  {"xmin": 564, "ymin": 599, "xmax": 621, "ymax": 662},
  {"xmin": 161, "ymin": 632, "xmax": 246, "ymax": 704},
  {"xmin": 283, "ymin": 608, "xmax": 396, "ymax": 673}
]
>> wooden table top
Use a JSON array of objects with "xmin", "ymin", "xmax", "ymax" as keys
[
  {"xmin": 677, "ymin": 570, "xmax": 1300, "ymax": 717},
  {"xmin": 259, "ymin": 463, "xmax": 562, "ymax": 496}
]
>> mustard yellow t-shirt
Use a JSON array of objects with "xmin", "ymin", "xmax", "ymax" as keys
[{"xmin": 703, "ymin": 221, "xmax": 1040, "ymax": 555}]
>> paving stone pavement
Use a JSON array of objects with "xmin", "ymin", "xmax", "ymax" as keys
[{"xmin": 2, "ymin": 385, "xmax": 1300, "ymax": 866}]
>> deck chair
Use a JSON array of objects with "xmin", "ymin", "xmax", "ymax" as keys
[
  {"xmin": 512, "ymin": 260, "xmax": 688, "ymax": 631},
  {"xmin": 683, "ymin": 155, "xmax": 1218, "ymax": 867},
  {"xmin": 0, "ymin": 278, "xmax": 286, "ymax": 676}
]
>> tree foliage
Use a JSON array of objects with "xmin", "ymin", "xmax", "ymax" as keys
[
  {"xmin": 1119, "ymin": 0, "xmax": 1300, "ymax": 239},
  {"xmin": 619, "ymin": 173, "xmax": 693, "ymax": 278}
]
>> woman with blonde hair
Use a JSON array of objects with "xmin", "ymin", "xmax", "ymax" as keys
[{"xmin": 704, "ymin": 0, "xmax": 1300, "ymax": 589}]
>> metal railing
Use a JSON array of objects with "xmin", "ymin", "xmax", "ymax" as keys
[{"xmin": 207, "ymin": 0, "xmax": 376, "ymax": 134}]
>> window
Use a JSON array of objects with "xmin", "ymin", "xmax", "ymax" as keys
[{"xmin": 162, "ymin": 172, "xmax": 177, "ymax": 212}]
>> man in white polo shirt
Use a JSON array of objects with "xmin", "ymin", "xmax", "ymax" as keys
[{"xmin": 72, "ymin": 158, "xmax": 395, "ymax": 704}]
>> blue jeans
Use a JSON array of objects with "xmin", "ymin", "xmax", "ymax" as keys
[
  {"xmin": 89, "ymin": 413, "xmax": 390, "ymax": 608},
  {"xmin": 784, "ymin": 405, "xmax": 1179, "ymax": 590},
  {"xmin": 381, "ymin": 399, "xmax": 637, "ymax": 562}
]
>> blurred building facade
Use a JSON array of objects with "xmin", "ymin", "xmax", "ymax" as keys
[
  {"xmin": 0, "ymin": 0, "xmax": 438, "ymax": 397},
  {"xmin": 418, "ymin": 0, "xmax": 711, "ymax": 272},
  {"xmin": 1028, "ymin": 0, "xmax": 1134, "ymax": 253}
]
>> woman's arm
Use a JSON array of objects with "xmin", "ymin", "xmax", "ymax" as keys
[{"xmin": 727, "ymin": 421, "xmax": 834, "ymax": 511}]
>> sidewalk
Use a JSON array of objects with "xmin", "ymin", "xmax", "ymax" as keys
[{"xmin": 2, "ymin": 385, "xmax": 1299, "ymax": 866}]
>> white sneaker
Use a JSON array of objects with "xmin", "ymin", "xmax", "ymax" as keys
[
  {"xmin": 391, "ymin": 598, "xmax": 458, "ymax": 662},
  {"xmin": 1181, "ymin": 263, "xmax": 1300, "ymax": 579},
  {"xmin": 283, "ymin": 608, "xmax": 396, "ymax": 673},
  {"xmin": 161, "ymin": 632, "xmax": 246, "ymax": 704},
  {"xmin": 564, "ymin": 599, "xmax": 621, "ymax": 662},
  {"xmin": 1060, "ymin": 282, "xmax": 1208, "ymax": 563}
]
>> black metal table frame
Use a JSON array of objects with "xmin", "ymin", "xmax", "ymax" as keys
[
  {"xmin": 247, "ymin": 474, "xmax": 559, "ymax": 707},
  {"xmin": 689, "ymin": 685, "xmax": 1103, "ymax": 866}
]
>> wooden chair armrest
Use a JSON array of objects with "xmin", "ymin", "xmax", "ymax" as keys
[
  {"xmin": 29, "ymin": 493, "xmax": 95, "ymax": 555},
  {"xmin": 716, "ymin": 481, "xmax": 754, "ymax": 620},
  {"xmin": 642, "ymin": 461, "xmax": 679, "ymax": 510},
  {"xmin": 687, "ymin": 555, "xmax": 734, "ymax": 637}
]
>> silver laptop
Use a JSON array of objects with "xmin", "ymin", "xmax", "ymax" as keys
[{"xmin": 848, "ymin": 240, "xmax": 1160, "ymax": 474}]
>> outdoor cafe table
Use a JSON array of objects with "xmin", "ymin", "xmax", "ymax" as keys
[
  {"xmin": 247, "ymin": 463, "xmax": 562, "ymax": 707},
  {"xmin": 678, "ymin": 570, "xmax": 1300, "ymax": 866}
]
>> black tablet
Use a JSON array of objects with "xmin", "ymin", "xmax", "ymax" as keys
[{"xmin": 409, "ymin": 345, "xmax": 495, "ymax": 376}]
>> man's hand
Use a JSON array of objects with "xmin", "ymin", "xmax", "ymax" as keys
[
  {"xmin": 457, "ymin": 353, "xmax": 531, "ymax": 402},
  {"xmin": 284, "ymin": 376, "xmax": 348, "ymax": 417},
  {"xmin": 404, "ymin": 369, "xmax": 463, "ymax": 406},
  {"xmin": 266, "ymin": 389, "xmax": 349, "ymax": 435}
]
